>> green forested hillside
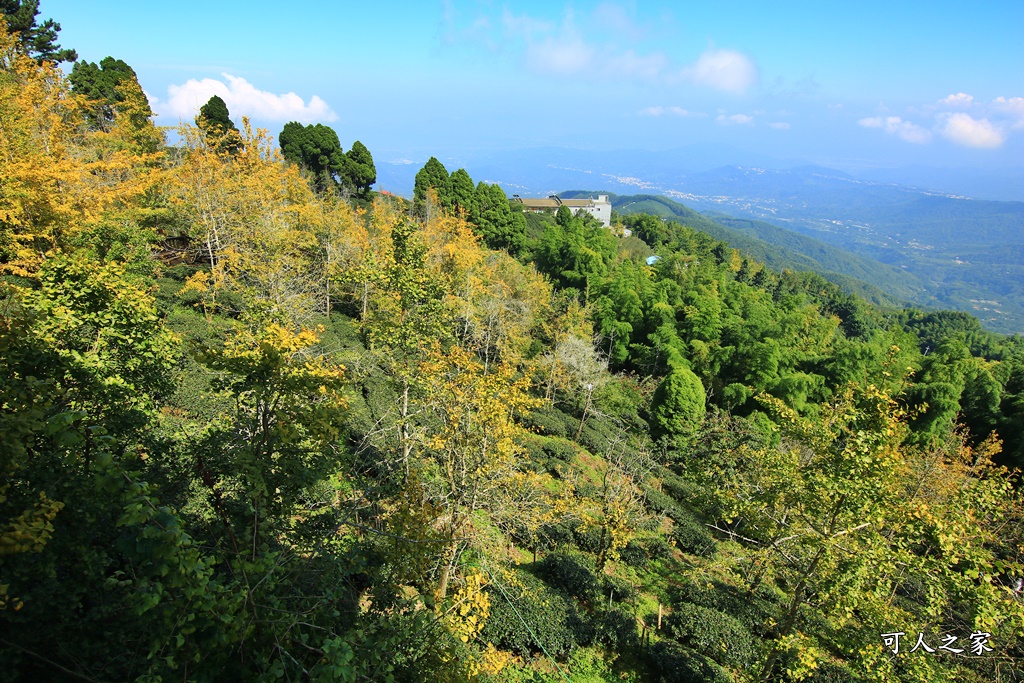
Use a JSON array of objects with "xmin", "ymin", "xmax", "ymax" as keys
[
  {"xmin": 616, "ymin": 171, "xmax": 1024, "ymax": 335},
  {"xmin": 563, "ymin": 191, "xmax": 925, "ymax": 306},
  {"xmin": 4, "ymin": 16, "xmax": 1024, "ymax": 683}
]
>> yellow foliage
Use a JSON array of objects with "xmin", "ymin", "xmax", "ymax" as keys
[
  {"xmin": 0, "ymin": 489, "xmax": 63, "ymax": 610},
  {"xmin": 440, "ymin": 570, "xmax": 514, "ymax": 678},
  {"xmin": 477, "ymin": 643, "xmax": 511, "ymax": 675},
  {"xmin": 0, "ymin": 26, "xmax": 163, "ymax": 276},
  {"xmin": 167, "ymin": 120, "xmax": 337, "ymax": 323},
  {"xmin": 0, "ymin": 29, "xmax": 85, "ymax": 274},
  {"xmin": 0, "ymin": 490, "xmax": 63, "ymax": 557},
  {"xmin": 443, "ymin": 569, "xmax": 490, "ymax": 644}
]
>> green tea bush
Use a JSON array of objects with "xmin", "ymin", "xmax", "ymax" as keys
[
  {"xmin": 523, "ymin": 405, "xmax": 575, "ymax": 437},
  {"xmin": 803, "ymin": 661, "xmax": 864, "ymax": 683},
  {"xmin": 662, "ymin": 604, "xmax": 756, "ymax": 668},
  {"xmin": 644, "ymin": 487, "xmax": 686, "ymax": 519},
  {"xmin": 482, "ymin": 570, "xmax": 591, "ymax": 658},
  {"xmin": 646, "ymin": 641, "xmax": 733, "ymax": 683},
  {"xmin": 533, "ymin": 519, "xmax": 576, "ymax": 550},
  {"xmin": 594, "ymin": 606, "xmax": 639, "ymax": 650},
  {"xmin": 620, "ymin": 536, "xmax": 674, "ymax": 567},
  {"xmin": 668, "ymin": 579, "xmax": 781, "ymax": 639},
  {"xmin": 538, "ymin": 550, "xmax": 600, "ymax": 601},
  {"xmin": 671, "ymin": 514, "xmax": 717, "ymax": 558}
]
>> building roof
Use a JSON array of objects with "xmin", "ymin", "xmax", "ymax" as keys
[
  {"xmin": 512, "ymin": 195, "xmax": 610, "ymax": 208},
  {"xmin": 515, "ymin": 197, "xmax": 562, "ymax": 208}
]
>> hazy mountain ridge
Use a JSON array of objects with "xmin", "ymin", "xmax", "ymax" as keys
[
  {"xmin": 383, "ymin": 152, "xmax": 1024, "ymax": 332},
  {"xmin": 562, "ymin": 191, "xmax": 920, "ymax": 308}
]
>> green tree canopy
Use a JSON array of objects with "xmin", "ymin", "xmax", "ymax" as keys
[
  {"xmin": 198, "ymin": 95, "xmax": 236, "ymax": 133},
  {"xmin": 472, "ymin": 182, "xmax": 526, "ymax": 253},
  {"xmin": 413, "ymin": 156, "xmax": 451, "ymax": 216},
  {"xmin": 649, "ymin": 363, "xmax": 707, "ymax": 443},
  {"xmin": 449, "ymin": 168, "xmax": 476, "ymax": 217},
  {"xmin": 69, "ymin": 56, "xmax": 150, "ymax": 131},
  {"xmin": 343, "ymin": 139, "xmax": 376, "ymax": 198},
  {"xmin": 555, "ymin": 204, "xmax": 574, "ymax": 227},
  {"xmin": 278, "ymin": 121, "xmax": 346, "ymax": 192},
  {"xmin": 197, "ymin": 95, "xmax": 240, "ymax": 154},
  {"xmin": 0, "ymin": 0, "xmax": 75, "ymax": 63}
]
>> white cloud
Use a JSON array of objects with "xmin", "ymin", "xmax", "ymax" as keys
[
  {"xmin": 442, "ymin": 0, "xmax": 496, "ymax": 49},
  {"xmin": 604, "ymin": 50, "xmax": 668, "ymax": 79},
  {"xmin": 519, "ymin": 9, "xmax": 666, "ymax": 80},
  {"xmin": 467, "ymin": 6, "xmax": 759, "ymax": 91},
  {"xmin": 682, "ymin": 48, "xmax": 758, "ymax": 94},
  {"xmin": 939, "ymin": 92, "xmax": 974, "ymax": 108},
  {"xmin": 938, "ymin": 112, "xmax": 1005, "ymax": 148},
  {"xmin": 163, "ymin": 73, "xmax": 336, "ymax": 124},
  {"xmin": 592, "ymin": 2, "xmax": 646, "ymax": 41},
  {"xmin": 640, "ymin": 105, "xmax": 703, "ymax": 117},
  {"xmin": 716, "ymin": 113, "xmax": 753, "ymax": 125},
  {"xmin": 993, "ymin": 96, "xmax": 1024, "ymax": 129},
  {"xmin": 502, "ymin": 9, "xmax": 554, "ymax": 37},
  {"xmin": 768, "ymin": 121, "xmax": 791, "ymax": 130},
  {"xmin": 858, "ymin": 116, "xmax": 932, "ymax": 144},
  {"xmin": 525, "ymin": 34, "xmax": 595, "ymax": 75}
]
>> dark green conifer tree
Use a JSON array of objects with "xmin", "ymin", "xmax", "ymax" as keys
[
  {"xmin": 413, "ymin": 156, "xmax": 451, "ymax": 216},
  {"xmin": 0, "ymin": 0, "xmax": 76, "ymax": 63},
  {"xmin": 343, "ymin": 140, "xmax": 376, "ymax": 198},
  {"xmin": 197, "ymin": 95, "xmax": 240, "ymax": 154},
  {"xmin": 69, "ymin": 56, "xmax": 150, "ymax": 131}
]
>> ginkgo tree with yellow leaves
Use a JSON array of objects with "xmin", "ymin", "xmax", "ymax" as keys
[
  {"xmin": 685, "ymin": 372, "xmax": 1024, "ymax": 683},
  {"xmin": 416, "ymin": 344, "xmax": 544, "ymax": 600}
]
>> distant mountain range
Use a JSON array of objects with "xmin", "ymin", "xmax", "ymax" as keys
[
  {"xmin": 561, "ymin": 191, "xmax": 920, "ymax": 308},
  {"xmin": 376, "ymin": 146, "xmax": 1024, "ymax": 202},
  {"xmin": 375, "ymin": 150, "xmax": 1024, "ymax": 334},
  {"xmin": 569, "ymin": 185, "xmax": 1024, "ymax": 335}
]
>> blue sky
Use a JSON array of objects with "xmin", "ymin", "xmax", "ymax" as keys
[{"xmin": 46, "ymin": 1, "xmax": 1024, "ymax": 176}]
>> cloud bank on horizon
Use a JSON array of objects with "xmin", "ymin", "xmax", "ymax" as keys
[
  {"xmin": 153, "ymin": 73, "xmax": 336, "ymax": 124},
  {"xmin": 858, "ymin": 94, "xmax": 1023, "ymax": 149}
]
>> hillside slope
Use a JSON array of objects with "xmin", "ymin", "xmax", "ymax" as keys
[{"xmin": 562, "ymin": 191, "xmax": 923, "ymax": 308}]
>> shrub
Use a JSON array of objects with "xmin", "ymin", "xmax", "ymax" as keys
[
  {"xmin": 538, "ymin": 551, "xmax": 600, "ymax": 601},
  {"xmin": 618, "ymin": 540, "xmax": 647, "ymax": 567},
  {"xmin": 662, "ymin": 604, "xmax": 756, "ymax": 669},
  {"xmin": 668, "ymin": 579, "xmax": 781, "ymax": 639},
  {"xmin": 571, "ymin": 523, "xmax": 604, "ymax": 554},
  {"xmin": 541, "ymin": 437, "xmax": 577, "ymax": 464},
  {"xmin": 523, "ymin": 406, "xmax": 575, "ymax": 437},
  {"xmin": 534, "ymin": 520, "xmax": 576, "ymax": 550},
  {"xmin": 644, "ymin": 487, "xmax": 686, "ymax": 519},
  {"xmin": 522, "ymin": 435, "xmax": 577, "ymax": 474},
  {"xmin": 521, "ymin": 435, "xmax": 555, "ymax": 473},
  {"xmin": 595, "ymin": 606, "xmax": 639, "ymax": 650},
  {"xmin": 620, "ymin": 537, "xmax": 674, "ymax": 567},
  {"xmin": 646, "ymin": 641, "xmax": 733, "ymax": 683},
  {"xmin": 660, "ymin": 473, "xmax": 700, "ymax": 506},
  {"xmin": 671, "ymin": 515, "xmax": 716, "ymax": 558},
  {"xmin": 601, "ymin": 574, "xmax": 637, "ymax": 603},
  {"xmin": 482, "ymin": 570, "xmax": 591, "ymax": 658},
  {"xmin": 645, "ymin": 536, "xmax": 674, "ymax": 561},
  {"xmin": 804, "ymin": 661, "xmax": 864, "ymax": 683}
]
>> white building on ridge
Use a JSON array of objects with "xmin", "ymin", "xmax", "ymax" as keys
[{"xmin": 511, "ymin": 194, "xmax": 612, "ymax": 227}]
